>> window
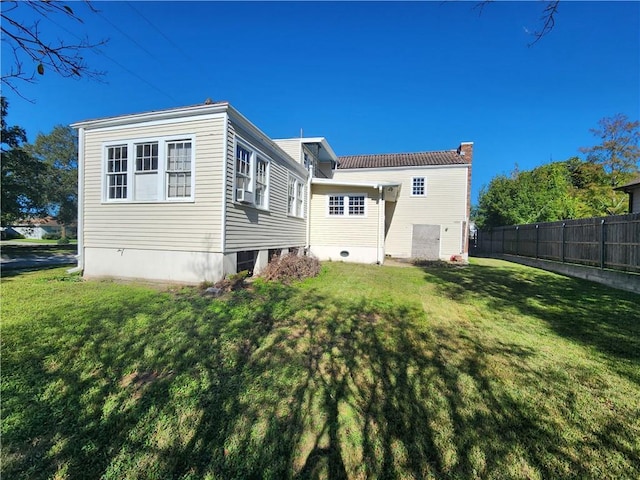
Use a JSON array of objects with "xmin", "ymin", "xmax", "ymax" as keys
[
  {"xmin": 255, "ymin": 158, "xmax": 268, "ymax": 208},
  {"xmin": 234, "ymin": 141, "xmax": 270, "ymax": 208},
  {"xmin": 328, "ymin": 195, "xmax": 344, "ymax": 216},
  {"xmin": 235, "ymin": 144, "xmax": 252, "ymax": 194},
  {"xmin": 134, "ymin": 142, "xmax": 158, "ymax": 201},
  {"xmin": 288, "ymin": 176, "xmax": 305, "ymax": 217},
  {"xmin": 328, "ymin": 194, "xmax": 366, "ymax": 216},
  {"xmin": 412, "ymin": 177, "xmax": 426, "ymax": 196},
  {"xmin": 107, "ymin": 145, "xmax": 128, "ymax": 199},
  {"xmin": 167, "ymin": 141, "xmax": 192, "ymax": 198},
  {"xmin": 104, "ymin": 136, "xmax": 194, "ymax": 202}
]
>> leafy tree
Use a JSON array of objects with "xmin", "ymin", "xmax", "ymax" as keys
[
  {"xmin": 1, "ymin": 1, "xmax": 106, "ymax": 97},
  {"xmin": 25, "ymin": 126, "xmax": 78, "ymax": 234},
  {"xmin": 474, "ymin": 161, "xmax": 578, "ymax": 228},
  {"xmin": 579, "ymin": 114, "xmax": 639, "ymax": 215},
  {"xmin": 1, "ymin": 97, "xmax": 50, "ymax": 225}
]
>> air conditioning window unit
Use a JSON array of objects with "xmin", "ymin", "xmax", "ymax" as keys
[{"xmin": 236, "ymin": 188, "xmax": 254, "ymax": 204}]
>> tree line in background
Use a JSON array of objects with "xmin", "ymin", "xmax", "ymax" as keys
[
  {"xmin": 473, "ymin": 114, "xmax": 640, "ymax": 229},
  {"xmin": 1, "ymin": 97, "xmax": 78, "ymax": 231}
]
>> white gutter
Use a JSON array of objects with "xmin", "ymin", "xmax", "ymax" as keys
[
  {"xmin": 311, "ymin": 178, "xmax": 400, "ymax": 189},
  {"xmin": 221, "ymin": 112, "xmax": 229, "ymax": 253},
  {"xmin": 67, "ymin": 127, "xmax": 84, "ymax": 274}
]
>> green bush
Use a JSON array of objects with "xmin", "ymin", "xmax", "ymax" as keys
[
  {"xmin": 42, "ymin": 232, "xmax": 61, "ymax": 240},
  {"xmin": 57, "ymin": 237, "xmax": 70, "ymax": 245}
]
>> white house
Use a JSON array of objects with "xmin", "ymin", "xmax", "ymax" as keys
[{"xmin": 72, "ymin": 102, "xmax": 472, "ymax": 283}]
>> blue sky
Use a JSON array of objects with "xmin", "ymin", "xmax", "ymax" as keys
[{"xmin": 2, "ymin": 1, "xmax": 639, "ymax": 204}]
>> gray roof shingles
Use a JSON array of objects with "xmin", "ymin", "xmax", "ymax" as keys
[{"xmin": 337, "ymin": 150, "xmax": 467, "ymax": 169}]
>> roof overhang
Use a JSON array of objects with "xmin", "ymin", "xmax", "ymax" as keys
[
  {"xmin": 70, "ymin": 102, "xmax": 230, "ymax": 129},
  {"xmin": 312, "ymin": 178, "xmax": 401, "ymax": 201},
  {"xmin": 614, "ymin": 177, "xmax": 640, "ymax": 192}
]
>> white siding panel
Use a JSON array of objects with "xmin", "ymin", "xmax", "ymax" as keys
[
  {"xmin": 224, "ymin": 123, "xmax": 307, "ymax": 251},
  {"xmin": 333, "ymin": 166, "xmax": 469, "ymax": 258},
  {"xmin": 273, "ymin": 139, "xmax": 301, "ymax": 164},
  {"xmin": 82, "ymin": 116, "xmax": 225, "ymax": 252},
  {"xmin": 310, "ymin": 185, "xmax": 381, "ymax": 249}
]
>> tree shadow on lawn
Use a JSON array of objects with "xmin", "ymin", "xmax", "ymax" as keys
[
  {"xmin": 421, "ymin": 261, "xmax": 640, "ymax": 385},
  {"xmin": 3, "ymin": 278, "xmax": 639, "ymax": 479}
]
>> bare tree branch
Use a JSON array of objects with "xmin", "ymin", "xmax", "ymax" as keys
[
  {"xmin": 0, "ymin": 1, "xmax": 107, "ymax": 96},
  {"xmin": 472, "ymin": 0, "xmax": 561, "ymax": 45}
]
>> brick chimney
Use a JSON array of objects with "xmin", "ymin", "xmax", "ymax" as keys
[
  {"xmin": 457, "ymin": 142, "xmax": 473, "ymax": 164},
  {"xmin": 457, "ymin": 142, "xmax": 473, "ymax": 256}
]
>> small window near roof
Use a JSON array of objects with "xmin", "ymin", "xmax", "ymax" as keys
[{"xmin": 412, "ymin": 177, "xmax": 426, "ymax": 196}]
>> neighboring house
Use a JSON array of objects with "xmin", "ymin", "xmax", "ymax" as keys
[
  {"xmin": 72, "ymin": 102, "xmax": 472, "ymax": 283},
  {"xmin": 5, "ymin": 217, "xmax": 63, "ymax": 239},
  {"xmin": 614, "ymin": 176, "xmax": 640, "ymax": 213}
]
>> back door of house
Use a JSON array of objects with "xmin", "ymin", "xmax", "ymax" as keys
[{"xmin": 411, "ymin": 224, "xmax": 440, "ymax": 259}]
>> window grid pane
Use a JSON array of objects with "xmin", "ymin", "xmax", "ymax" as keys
[
  {"xmin": 328, "ymin": 195, "xmax": 344, "ymax": 216},
  {"xmin": 412, "ymin": 177, "xmax": 425, "ymax": 196},
  {"xmin": 349, "ymin": 195, "xmax": 365, "ymax": 215},
  {"xmin": 136, "ymin": 142, "xmax": 158, "ymax": 171}
]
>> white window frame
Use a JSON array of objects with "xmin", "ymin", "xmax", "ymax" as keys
[
  {"xmin": 288, "ymin": 174, "xmax": 305, "ymax": 218},
  {"xmin": 411, "ymin": 176, "xmax": 427, "ymax": 197},
  {"xmin": 234, "ymin": 138, "xmax": 270, "ymax": 210},
  {"xmin": 102, "ymin": 135, "xmax": 195, "ymax": 203},
  {"xmin": 326, "ymin": 193, "xmax": 368, "ymax": 217}
]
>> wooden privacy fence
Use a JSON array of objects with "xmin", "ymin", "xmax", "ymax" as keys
[{"xmin": 473, "ymin": 213, "xmax": 640, "ymax": 273}]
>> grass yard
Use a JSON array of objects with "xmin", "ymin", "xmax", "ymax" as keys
[{"xmin": 2, "ymin": 259, "xmax": 639, "ymax": 479}]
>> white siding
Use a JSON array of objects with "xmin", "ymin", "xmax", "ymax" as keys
[
  {"xmin": 82, "ymin": 115, "xmax": 226, "ymax": 252},
  {"xmin": 309, "ymin": 185, "xmax": 383, "ymax": 263},
  {"xmin": 224, "ymin": 122, "xmax": 307, "ymax": 251},
  {"xmin": 333, "ymin": 166, "xmax": 469, "ymax": 258},
  {"xmin": 272, "ymin": 139, "xmax": 301, "ymax": 164}
]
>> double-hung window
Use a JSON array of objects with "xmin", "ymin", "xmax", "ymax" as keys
[
  {"xmin": 235, "ymin": 145, "xmax": 252, "ymax": 195},
  {"xmin": 167, "ymin": 141, "xmax": 192, "ymax": 198},
  {"xmin": 255, "ymin": 158, "xmax": 268, "ymax": 208},
  {"xmin": 328, "ymin": 194, "xmax": 367, "ymax": 217},
  {"xmin": 134, "ymin": 142, "xmax": 158, "ymax": 201},
  {"xmin": 288, "ymin": 175, "xmax": 305, "ymax": 217},
  {"xmin": 104, "ymin": 136, "xmax": 194, "ymax": 202},
  {"xmin": 106, "ymin": 145, "xmax": 128, "ymax": 199},
  {"xmin": 234, "ymin": 140, "xmax": 270, "ymax": 209},
  {"xmin": 412, "ymin": 177, "xmax": 426, "ymax": 196}
]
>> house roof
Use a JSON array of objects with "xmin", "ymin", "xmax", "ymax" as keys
[
  {"xmin": 614, "ymin": 176, "xmax": 640, "ymax": 192},
  {"xmin": 337, "ymin": 150, "xmax": 468, "ymax": 169}
]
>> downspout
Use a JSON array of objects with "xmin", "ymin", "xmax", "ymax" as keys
[
  {"xmin": 377, "ymin": 185, "xmax": 383, "ymax": 265},
  {"xmin": 306, "ymin": 162, "xmax": 313, "ymax": 251},
  {"xmin": 68, "ymin": 127, "xmax": 84, "ymax": 274}
]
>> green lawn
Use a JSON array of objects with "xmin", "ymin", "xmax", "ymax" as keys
[{"xmin": 2, "ymin": 259, "xmax": 639, "ymax": 479}]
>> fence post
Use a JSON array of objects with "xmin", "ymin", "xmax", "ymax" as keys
[
  {"xmin": 561, "ymin": 222, "xmax": 566, "ymax": 263},
  {"xmin": 535, "ymin": 224, "xmax": 539, "ymax": 259},
  {"xmin": 600, "ymin": 219, "xmax": 606, "ymax": 269},
  {"xmin": 515, "ymin": 226, "xmax": 519, "ymax": 255},
  {"xmin": 489, "ymin": 229, "xmax": 493, "ymax": 255}
]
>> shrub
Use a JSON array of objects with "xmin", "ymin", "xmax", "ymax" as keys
[
  {"xmin": 57, "ymin": 237, "xmax": 71, "ymax": 245},
  {"xmin": 261, "ymin": 253, "xmax": 320, "ymax": 284},
  {"xmin": 42, "ymin": 232, "xmax": 61, "ymax": 240}
]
